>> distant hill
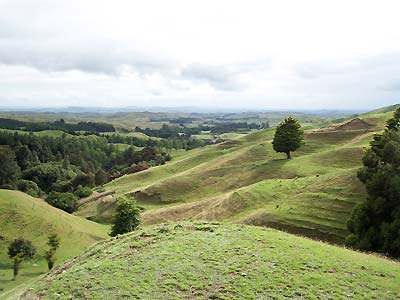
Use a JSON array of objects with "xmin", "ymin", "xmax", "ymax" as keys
[
  {"xmin": 0, "ymin": 190, "xmax": 109, "ymax": 297},
  {"xmin": 13, "ymin": 223, "xmax": 400, "ymax": 300},
  {"xmin": 365, "ymin": 103, "xmax": 400, "ymax": 114}
]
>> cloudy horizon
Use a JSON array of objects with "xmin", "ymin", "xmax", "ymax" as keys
[{"xmin": 1, "ymin": 0, "xmax": 400, "ymax": 110}]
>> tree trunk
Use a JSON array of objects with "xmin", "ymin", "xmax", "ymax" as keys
[
  {"xmin": 48, "ymin": 260, "xmax": 54, "ymax": 270},
  {"xmin": 286, "ymin": 151, "xmax": 291, "ymax": 159},
  {"xmin": 13, "ymin": 257, "xmax": 20, "ymax": 279}
]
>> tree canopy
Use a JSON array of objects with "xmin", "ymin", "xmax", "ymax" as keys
[
  {"xmin": 8, "ymin": 238, "xmax": 36, "ymax": 278},
  {"xmin": 346, "ymin": 108, "xmax": 400, "ymax": 258},
  {"xmin": 272, "ymin": 117, "xmax": 304, "ymax": 159},
  {"xmin": 110, "ymin": 197, "xmax": 141, "ymax": 237},
  {"xmin": 0, "ymin": 130, "xmax": 171, "ymax": 212}
]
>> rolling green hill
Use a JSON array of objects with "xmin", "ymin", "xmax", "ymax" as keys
[
  {"xmin": 12, "ymin": 222, "xmax": 400, "ymax": 300},
  {"xmin": 79, "ymin": 105, "xmax": 400, "ymax": 243},
  {"xmin": 3, "ymin": 104, "xmax": 400, "ymax": 299},
  {"xmin": 0, "ymin": 190, "xmax": 109, "ymax": 297},
  {"xmin": 80, "ymin": 118, "xmax": 372, "ymax": 243}
]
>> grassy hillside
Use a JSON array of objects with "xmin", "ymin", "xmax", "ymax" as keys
[
  {"xmin": 365, "ymin": 103, "xmax": 400, "ymax": 114},
  {"xmin": 0, "ymin": 190, "xmax": 109, "ymax": 297},
  {"xmin": 13, "ymin": 222, "xmax": 400, "ymax": 300},
  {"xmin": 82, "ymin": 123, "xmax": 367, "ymax": 243},
  {"xmin": 76, "ymin": 105, "xmax": 397, "ymax": 241}
]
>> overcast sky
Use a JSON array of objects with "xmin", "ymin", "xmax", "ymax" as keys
[{"xmin": 1, "ymin": 0, "xmax": 400, "ymax": 110}]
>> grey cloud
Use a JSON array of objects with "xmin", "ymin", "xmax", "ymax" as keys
[
  {"xmin": 295, "ymin": 62, "xmax": 359, "ymax": 79},
  {"xmin": 0, "ymin": 1, "xmax": 174, "ymax": 76},
  {"xmin": 181, "ymin": 64, "xmax": 239, "ymax": 90},
  {"xmin": 0, "ymin": 38, "xmax": 173, "ymax": 75},
  {"xmin": 379, "ymin": 81, "xmax": 400, "ymax": 92},
  {"xmin": 181, "ymin": 61, "xmax": 270, "ymax": 91},
  {"xmin": 363, "ymin": 52, "xmax": 400, "ymax": 69},
  {"xmin": 296, "ymin": 52, "xmax": 400, "ymax": 80}
]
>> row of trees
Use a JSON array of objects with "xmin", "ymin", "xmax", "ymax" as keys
[
  {"xmin": 0, "ymin": 118, "xmax": 115, "ymax": 133},
  {"xmin": 134, "ymin": 124, "xmax": 201, "ymax": 138},
  {"xmin": 134, "ymin": 121, "xmax": 269, "ymax": 138},
  {"xmin": 7, "ymin": 234, "xmax": 60, "ymax": 279},
  {"xmin": 97, "ymin": 132, "xmax": 212, "ymax": 151},
  {"xmin": 202, "ymin": 121, "xmax": 269, "ymax": 134}
]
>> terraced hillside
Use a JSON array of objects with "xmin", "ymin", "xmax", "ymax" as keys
[
  {"xmin": 74, "ymin": 109, "xmax": 393, "ymax": 244},
  {"xmin": 137, "ymin": 127, "xmax": 368, "ymax": 243},
  {"xmin": 75, "ymin": 106, "xmax": 400, "ymax": 244},
  {"xmin": 0, "ymin": 190, "xmax": 109, "ymax": 297},
  {"xmin": 13, "ymin": 223, "xmax": 400, "ymax": 300}
]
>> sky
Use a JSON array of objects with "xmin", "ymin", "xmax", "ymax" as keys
[{"xmin": 1, "ymin": 0, "xmax": 400, "ymax": 110}]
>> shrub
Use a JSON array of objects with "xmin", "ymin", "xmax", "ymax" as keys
[
  {"xmin": 46, "ymin": 192, "xmax": 79, "ymax": 213},
  {"xmin": 129, "ymin": 161, "xmax": 149, "ymax": 174},
  {"xmin": 16, "ymin": 180, "xmax": 41, "ymax": 197},
  {"xmin": 74, "ymin": 185, "xmax": 93, "ymax": 198}
]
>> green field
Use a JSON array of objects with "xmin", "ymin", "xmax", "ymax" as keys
[
  {"xmin": 0, "ymin": 190, "xmax": 109, "ymax": 297},
  {"xmin": 13, "ymin": 222, "xmax": 400, "ymax": 300}
]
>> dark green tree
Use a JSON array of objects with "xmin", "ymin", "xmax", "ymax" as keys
[
  {"xmin": 72, "ymin": 173, "xmax": 95, "ymax": 189},
  {"xmin": 110, "ymin": 197, "xmax": 141, "ymax": 237},
  {"xmin": 0, "ymin": 146, "xmax": 21, "ymax": 188},
  {"xmin": 8, "ymin": 238, "xmax": 36, "ymax": 279},
  {"xmin": 94, "ymin": 169, "xmax": 108, "ymax": 186},
  {"xmin": 346, "ymin": 107, "xmax": 400, "ymax": 257},
  {"xmin": 272, "ymin": 117, "xmax": 304, "ymax": 159},
  {"xmin": 44, "ymin": 233, "xmax": 60, "ymax": 270}
]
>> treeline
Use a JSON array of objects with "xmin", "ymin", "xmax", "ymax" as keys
[
  {"xmin": 134, "ymin": 122, "xmax": 269, "ymax": 138},
  {"xmin": 0, "ymin": 131, "xmax": 170, "ymax": 212},
  {"xmin": 201, "ymin": 122, "xmax": 269, "ymax": 134},
  {"xmin": 134, "ymin": 124, "xmax": 202, "ymax": 138},
  {"xmin": 0, "ymin": 118, "xmax": 115, "ymax": 133},
  {"xmin": 95, "ymin": 132, "xmax": 213, "ymax": 150}
]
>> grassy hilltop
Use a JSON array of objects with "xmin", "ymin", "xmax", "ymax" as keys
[
  {"xmin": 0, "ymin": 190, "xmax": 109, "ymax": 297},
  {"xmin": 14, "ymin": 222, "xmax": 400, "ymax": 300}
]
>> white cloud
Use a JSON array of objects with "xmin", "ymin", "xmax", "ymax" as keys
[{"xmin": 1, "ymin": 0, "xmax": 400, "ymax": 109}]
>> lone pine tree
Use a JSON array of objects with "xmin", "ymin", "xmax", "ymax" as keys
[{"xmin": 272, "ymin": 117, "xmax": 304, "ymax": 159}]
